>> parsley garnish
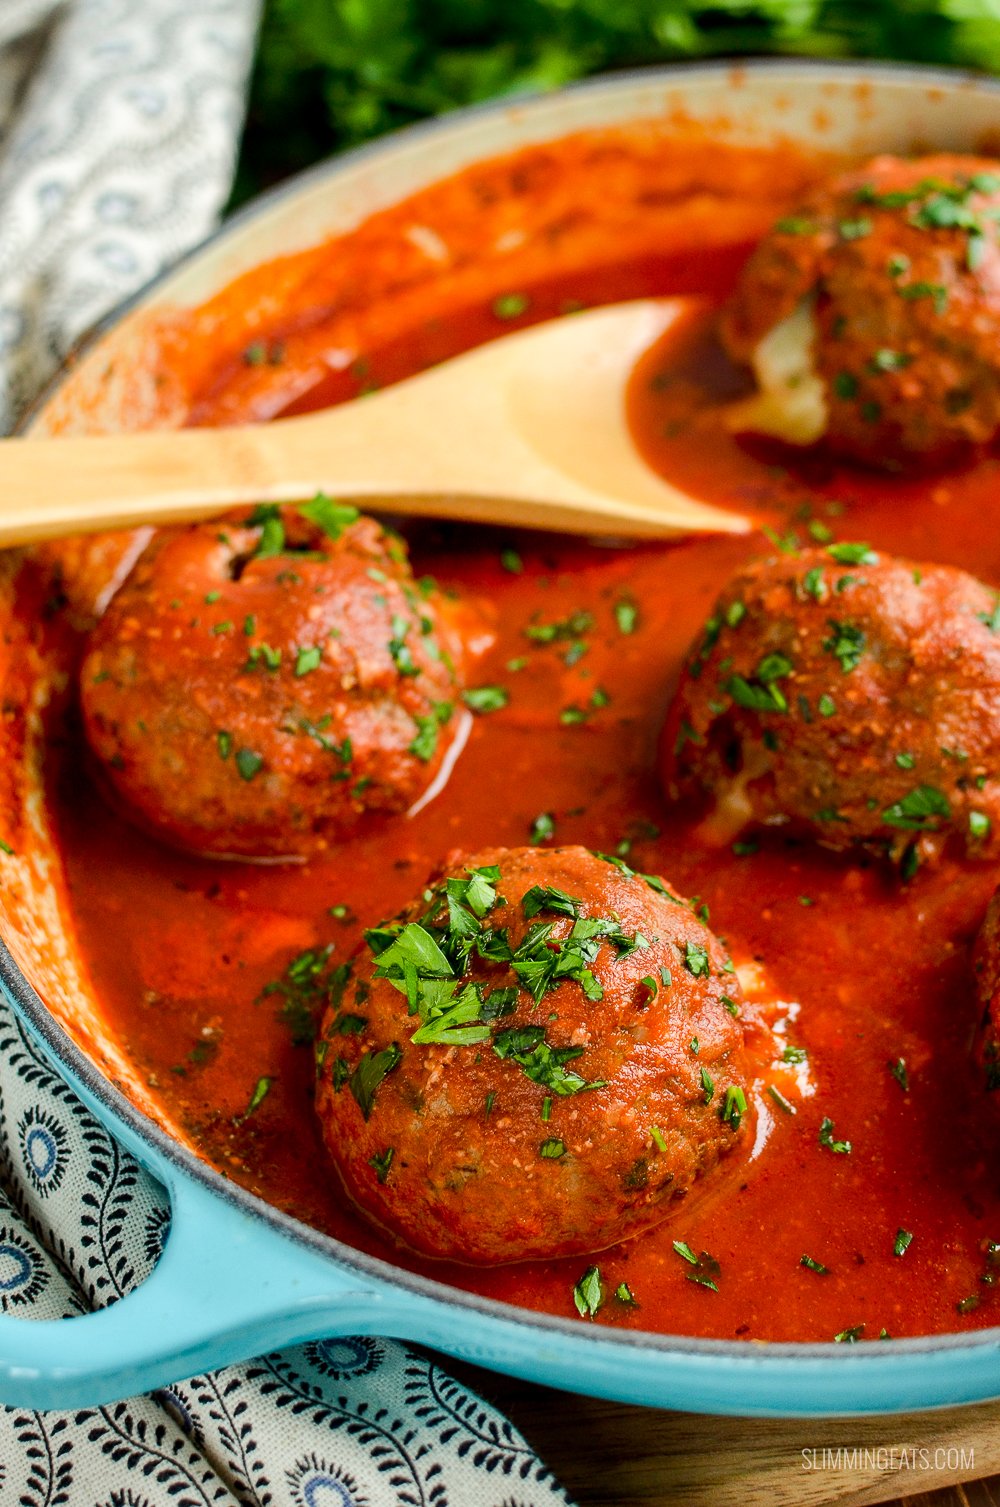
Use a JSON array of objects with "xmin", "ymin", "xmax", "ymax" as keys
[
  {"xmin": 494, "ymin": 291, "xmax": 530, "ymax": 320},
  {"xmin": 683, "ymin": 941, "xmax": 710, "ymax": 977},
  {"xmin": 349, "ymin": 1043, "xmax": 403, "ymax": 1120},
  {"xmin": 235, "ymin": 748, "xmax": 264, "ymax": 781},
  {"xmin": 970, "ymin": 810, "xmax": 992, "ymax": 839},
  {"xmin": 294, "ymin": 645, "xmax": 322, "ymax": 676},
  {"xmin": 524, "ymin": 610, "xmax": 594, "ymax": 646},
  {"xmin": 369, "ymin": 1147, "xmax": 394, "ymax": 1183},
  {"xmin": 720, "ymin": 1085, "xmax": 747, "ymax": 1129},
  {"xmin": 723, "ymin": 650, "xmax": 793, "ymax": 714},
  {"xmin": 818, "ymin": 1116, "xmax": 852, "ymax": 1154},
  {"xmin": 299, "ymin": 492, "xmax": 359, "ymax": 539},
  {"xmin": 827, "ymin": 542, "xmax": 877, "ymax": 565},
  {"xmin": 882, "ymin": 785, "xmax": 950, "ymax": 831},
  {"xmin": 494, "ymin": 1026, "xmax": 602, "ymax": 1095},
  {"xmin": 573, "ymin": 1265, "xmax": 604, "ymax": 1318},
  {"xmin": 529, "ymin": 811, "xmax": 556, "ymax": 845},
  {"xmin": 237, "ymin": 1075, "xmax": 272, "ymax": 1122},
  {"xmin": 673, "ymin": 1242, "xmax": 720, "ymax": 1290},
  {"xmin": 823, "ymin": 620, "xmax": 865, "ymax": 673},
  {"xmin": 615, "ymin": 599, "xmax": 639, "ymax": 635},
  {"xmin": 894, "ymin": 1228, "xmax": 913, "ymax": 1257},
  {"xmin": 463, "ymin": 685, "xmax": 509, "ymax": 714}
]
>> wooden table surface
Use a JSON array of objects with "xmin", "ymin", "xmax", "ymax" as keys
[{"xmin": 455, "ymin": 1362, "xmax": 1000, "ymax": 1507}]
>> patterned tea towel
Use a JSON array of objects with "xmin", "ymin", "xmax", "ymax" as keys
[{"xmin": 0, "ymin": 4, "xmax": 578, "ymax": 1503}]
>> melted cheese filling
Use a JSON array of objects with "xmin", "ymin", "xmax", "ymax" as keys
[{"xmin": 724, "ymin": 300, "xmax": 828, "ymax": 446}]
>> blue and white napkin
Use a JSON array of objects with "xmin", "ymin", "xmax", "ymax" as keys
[{"xmin": 0, "ymin": 5, "xmax": 577, "ymax": 1501}]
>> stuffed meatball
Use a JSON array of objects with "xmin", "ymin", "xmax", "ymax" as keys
[
  {"xmin": 80, "ymin": 501, "xmax": 471, "ymax": 859},
  {"xmin": 662, "ymin": 543, "xmax": 1000, "ymax": 869},
  {"xmin": 315, "ymin": 845, "xmax": 755, "ymax": 1264},
  {"xmin": 721, "ymin": 154, "xmax": 1000, "ymax": 468}
]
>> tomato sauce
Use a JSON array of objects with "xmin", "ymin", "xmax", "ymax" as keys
[{"xmin": 48, "ymin": 129, "xmax": 1000, "ymax": 1344}]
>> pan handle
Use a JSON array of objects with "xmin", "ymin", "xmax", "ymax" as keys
[{"xmin": 0, "ymin": 1147, "xmax": 426, "ymax": 1411}]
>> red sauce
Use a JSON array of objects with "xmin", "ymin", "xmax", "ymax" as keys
[{"xmin": 49, "ymin": 131, "xmax": 1000, "ymax": 1344}]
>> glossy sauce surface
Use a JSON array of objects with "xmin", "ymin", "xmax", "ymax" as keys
[{"xmin": 51, "ymin": 134, "xmax": 1000, "ymax": 1344}]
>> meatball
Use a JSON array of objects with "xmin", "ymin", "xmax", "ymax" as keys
[
  {"xmin": 314, "ymin": 845, "xmax": 753, "ymax": 1264},
  {"xmin": 662, "ymin": 543, "xmax": 1000, "ymax": 869},
  {"xmin": 80, "ymin": 502, "xmax": 470, "ymax": 858},
  {"xmin": 974, "ymin": 889, "xmax": 1000, "ymax": 1096},
  {"xmin": 720, "ymin": 154, "xmax": 1000, "ymax": 468}
]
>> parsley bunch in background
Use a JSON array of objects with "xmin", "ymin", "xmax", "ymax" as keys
[{"xmin": 235, "ymin": 0, "xmax": 1000, "ymax": 202}]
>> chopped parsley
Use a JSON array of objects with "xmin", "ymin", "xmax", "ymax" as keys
[
  {"xmin": 673, "ymin": 1242, "xmax": 720, "ymax": 1291},
  {"xmin": 614, "ymin": 1282, "xmax": 638, "ymax": 1307},
  {"xmin": 244, "ymin": 642, "xmax": 282, "ymax": 672},
  {"xmin": 823, "ymin": 620, "xmax": 865, "ymax": 674},
  {"xmin": 463, "ymin": 685, "xmax": 509, "ymax": 713},
  {"xmin": 898, "ymin": 280, "xmax": 949, "ymax": 312},
  {"xmin": 818, "ymin": 1116, "xmax": 852, "ymax": 1155},
  {"xmin": 573, "ymin": 1265, "xmax": 604, "ymax": 1318},
  {"xmin": 262, "ymin": 944, "xmax": 345, "ymax": 1046},
  {"xmin": 540, "ymin": 1137, "xmax": 567, "ymax": 1159},
  {"xmin": 970, "ymin": 810, "xmax": 992, "ymax": 840},
  {"xmin": 294, "ymin": 644, "xmax": 323, "ymax": 676},
  {"xmin": 889, "ymin": 1057, "xmax": 909, "ymax": 1092},
  {"xmin": 882, "ymin": 785, "xmax": 950, "ymax": 831},
  {"xmin": 720, "ymin": 1085, "xmax": 747, "ymax": 1130},
  {"xmin": 349, "ymin": 1043, "xmax": 403, "ymax": 1120},
  {"xmin": 524, "ymin": 610, "xmax": 594, "ymax": 646},
  {"xmin": 494, "ymin": 291, "xmax": 530, "ymax": 320},
  {"xmin": 494, "ymin": 1027, "xmax": 602, "ymax": 1096},
  {"xmin": 867, "ymin": 349, "xmax": 912, "ymax": 373},
  {"xmin": 237, "ymin": 1075, "xmax": 272, "ymax": 1122},
  {"xmin": 838, "ymin": 216, "xmax": 872, "ymax": 240},
  {"xmin": 978, "ymin": 598, "xmax": 1000, "ymax": 632},
  {"xmin": 388, "ymin": 614, "xmax": 420, "ymax": 677},
  {"xmin": 299, "ymin": 492, "xmax": 359, "ymax": 539},
  {"xmin": 800, "ymin": 1254, "xmax": 830, "ymax": 1274},
  {"xmin": 723, "ymin": 650, "xmax": 793, "ymax": 714},
  {"xmin": 827, "ymin": 542, "xmax": 877, "ymax": 565},
  {"xmin": 683, "ymin": 941, "xmax": 710, "ymax": 977},
  {"xmin": 615, "ymin": 598, "xmax": 639, "ymax": 635},
  {"xmin": 894, "ymin": 1228, "xmax": 913, "ymax": 1258},
  {"xmin": 369, "ymin": 1147, "xmax": 394, "ymax": 1183},
  {"xmin": 529, "ymin": 811, "xmax": 556, "ymax": 845},
  {"xmin": 235, "ymin": 748, "xmax": 264, "ymax": 782}
]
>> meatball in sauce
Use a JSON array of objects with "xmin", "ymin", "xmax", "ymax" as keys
[
  {"xmin": 662, "ymin": 544, "xmax": 1000, "ymax": 870},
  {"xmin": 721, "ymin": 154, "xmax": 1000, "ymax": 469},
  {"xmin": 974, "ymin": 888, "xmax": 1000, "ymax": 1098},
  {"xmin": 80, "ymin": 502, "xmax": 479, "ymax": 859},
  {"xmin": 315, "ymin": 845, "xmax": 765, "ymax": 1265}
]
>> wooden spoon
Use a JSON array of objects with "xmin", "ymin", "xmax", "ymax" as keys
[{"xmin": 2, "ymin": 298, "xmax": 750, "ymax": 547}]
